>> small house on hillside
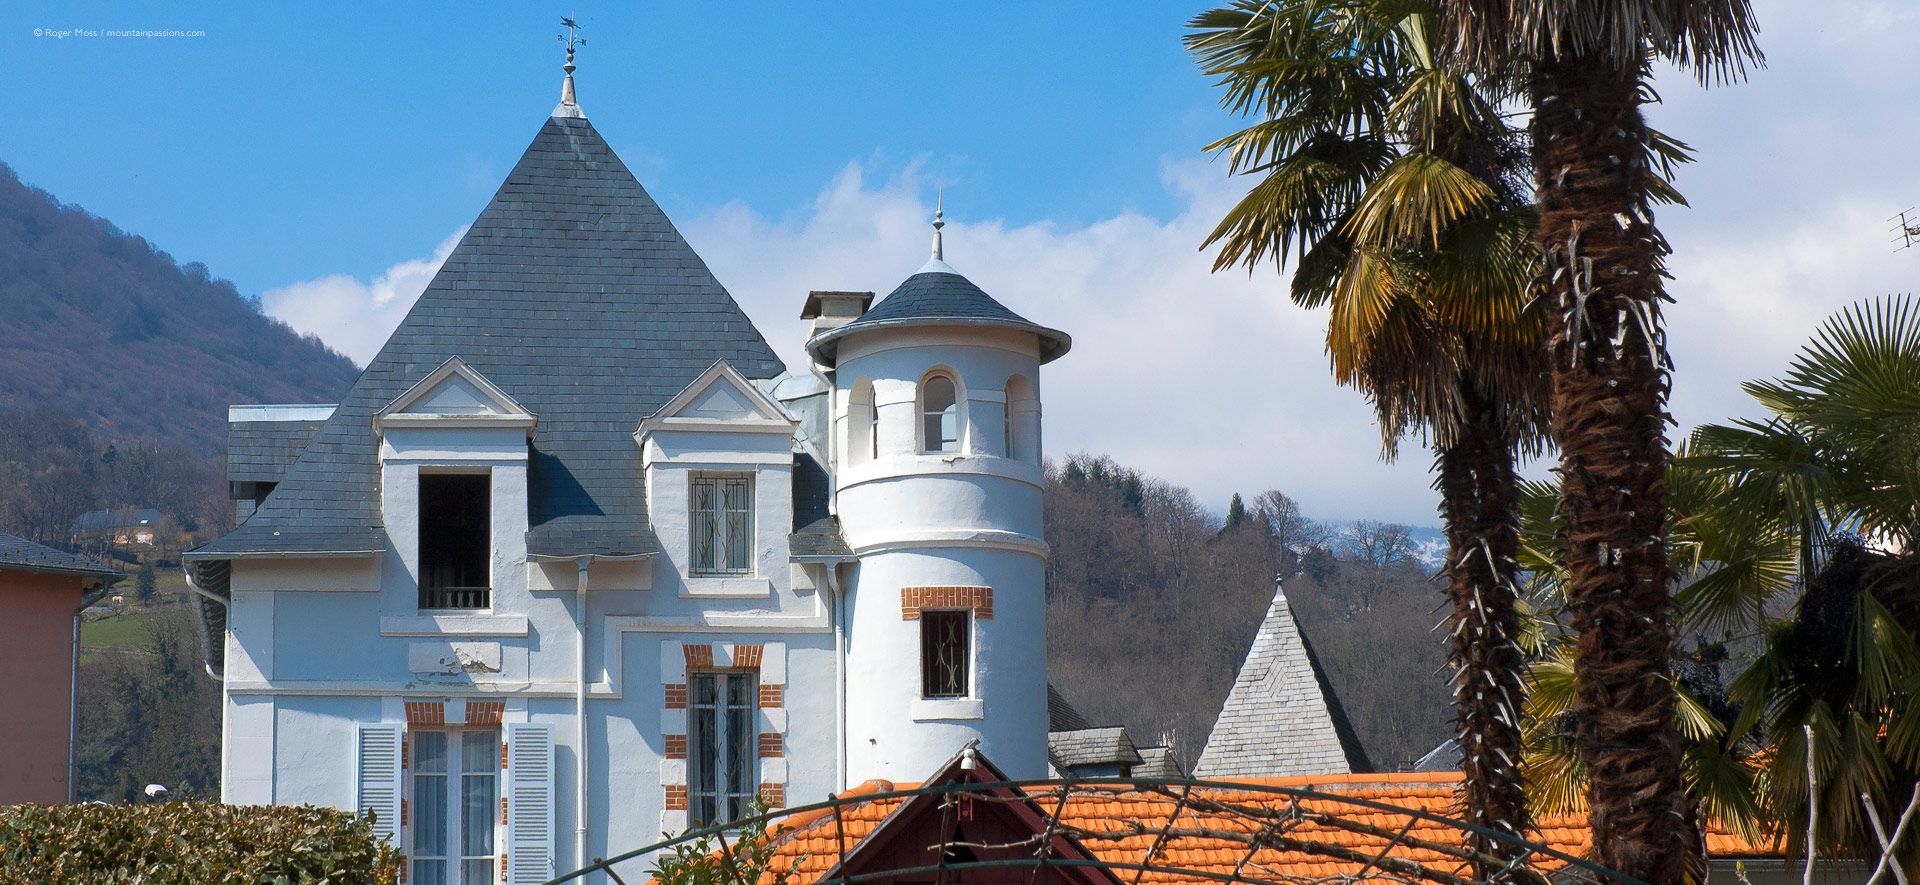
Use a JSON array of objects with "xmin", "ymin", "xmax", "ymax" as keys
[
  {"xmin": 0, "ymin": 532, "xmax": 118, "ymax": 804},
  {"xmin": 69, "ymin": 507, "xmax": 163, "ymax": 546}
]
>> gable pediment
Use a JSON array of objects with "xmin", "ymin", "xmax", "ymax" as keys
[
  {"xmin": 637, "ymin": 360, "xmax": 797, "ymax": 442},
  {"xmin": 375, "ymin": 357, "xmax": 537, "ymax": 434}
]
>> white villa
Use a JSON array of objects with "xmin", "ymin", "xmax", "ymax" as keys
[
  {"xmin": 182, "ymin": 62, "xmax": 1079, "ymax": 885},
  {"xmin": 182, "ymin": 57, "xmax": 1363, "ymax": 885}
]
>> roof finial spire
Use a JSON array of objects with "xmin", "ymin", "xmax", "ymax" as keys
[
  {"xmin": 930, "ymin": 188, "xmax": 945, "ymax": 260},
  {"xmin": 554, "ymin": 14, "xmax": 586, "ymax": 118}
]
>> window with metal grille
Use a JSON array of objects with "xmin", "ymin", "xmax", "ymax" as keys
[
  {"xmin": 688, "ymin": 671, "xmax": 757, "ymax": 826},
  {"xmin": 409, "ymin": 729, "xmax": 499, "ymax": 885},
  {"xmin": 690, "ymin": 475, "xmax": 753, "ymax": 574},
  {"xmin": 920, "ymin": 610, "xmax": 970, "ymax": 699},
  {"xmin": 419, "ymin": 472, "xmax": 491, "ymax": 609}
]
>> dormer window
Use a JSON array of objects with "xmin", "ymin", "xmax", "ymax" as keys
[
  {"xmin": 419, "ymin": 471, "xmax": 491, "ymax": 609},
  {"xmin": 690, "ymin": 474, "xmax": 753, "ymax": 575},
  {"xmin": 920, "ymin": 373, "xmax": 960, "ymax": 454}
]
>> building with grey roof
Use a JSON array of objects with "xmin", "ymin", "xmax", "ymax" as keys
[
  {"xmin": 182, "ymin": 53, "xmax": 1072, "ymax": 885},
  {"xmin": 0, "ymin": 532, "xmax": 117, "ymax": 804},
  {"xmin": 1193, "ymin": 581, "xmax": 1371, "ymax": 779}
]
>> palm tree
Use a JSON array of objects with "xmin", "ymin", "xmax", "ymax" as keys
[
  {"xmin": 1687, "ymin": 296, "xmax": 1920, "ymax": 868},
  {"xmin": 1185, "ymin": 0, "xmax": 1549, "ymax": 869},
  {"xmin": 1425, "ymin": 2, "xmax": 1763, "ymax": 879}
]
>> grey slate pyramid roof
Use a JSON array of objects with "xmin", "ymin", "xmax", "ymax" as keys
[
  {"xmin": 805, "ymin": 267, "xmax": 1070, "ymax": 366},
  {"xmin": 0, "ymin": 532, "xmax": 119, "ymax": 579},
  {"xmin": 1192, "ymin": 582, "xmax": 1371, "ymax": 779},
  {"xmin": 190, "ymin": 114, "xmax": 784, "ymax": 560}
]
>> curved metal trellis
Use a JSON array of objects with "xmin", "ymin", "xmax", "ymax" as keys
[{"xmin": 544, "ymin": 777, "xmax": 1646, "ymax": 885}]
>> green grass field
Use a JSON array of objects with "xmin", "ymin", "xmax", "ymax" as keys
[{"xmin": 80, "ymin": 571, "xmax": 193, "ymax": 653}]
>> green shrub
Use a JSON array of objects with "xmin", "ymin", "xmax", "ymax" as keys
[{"xmin": 0, "ymin": 801, "xmax": 400, "ymax": 884}]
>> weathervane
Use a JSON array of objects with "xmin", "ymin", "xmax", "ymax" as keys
[
  {"xmin": 553, "ymin": 13, "xmax": 586, "ymax": 117},
  {"xmin": 559, "ymin": 14, "xmax": 585, "ymax": 65},
  {"xmin": 1893, "ymin": 208, "xmax": 1920, "ymax": 251}
]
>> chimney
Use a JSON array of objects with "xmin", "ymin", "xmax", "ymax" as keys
[{"xmin": 801, "ymin": 290, "xmax": 874, "ymax": 340}]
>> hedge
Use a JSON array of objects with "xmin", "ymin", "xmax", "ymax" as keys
[{"xmin": 0, "ymin": 801, "xmax": 400, "ymax": 884}]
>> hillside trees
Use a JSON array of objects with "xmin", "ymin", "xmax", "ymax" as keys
[
  {"xmin": 1186, "ymin": 0, "xmax": 1547, "ymax": 865},
  {"xmin": 0, "ymin": 408, "xmax": 228, "ymax": 548},
  {"xmin": 1044, "ymin": 454, "xmax": 1453, "ymax": 770}
]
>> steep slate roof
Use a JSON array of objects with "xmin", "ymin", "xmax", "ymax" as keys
[
  {"xmin": 1048, "ymin": 727, "xmax": 1144, "ymax": 772},
  {"xmin": 1133, "ymin": 746, "xmax": 1184, "ymax": 778},
  {"xmin": 191, "ymin": 114, "xmax": 784, "ymax": 560},
  {"xmin": 0, "ymin": 532, "xmax": 118, "ymax": 579},
  {"xmin": 1047, "ymin": 684, "xmax": 1093, "ymax": 732},
  {"xmin": 806, "ymin": 266, "xmax": 1071, "ymax": 365},
  {"xmin": 228, "ymin": 414, "xmax": 332, "ymax": 485},
  {"xmin": 1193, "ymin": 584, "xmax": 1370, "ymax": 778}
]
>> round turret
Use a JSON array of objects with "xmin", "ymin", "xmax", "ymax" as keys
[{"xmin": 808, "ymin": 224, "xmax": 1069, "ymax": 782}]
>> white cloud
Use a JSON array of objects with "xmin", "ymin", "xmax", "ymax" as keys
[
  {"xmin": 682, "ymin": 160, "xmax": 1440, "ymax": 525},
  {"xmin": 261, "ymin": 227, "xmax": 467, "ymax": 366}
]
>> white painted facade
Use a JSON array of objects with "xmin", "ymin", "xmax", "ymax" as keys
[{"xmin": 209, "ymin": 265, "xmax": 1065, "ymax": 883}]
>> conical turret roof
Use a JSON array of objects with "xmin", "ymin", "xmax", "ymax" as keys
[
  {"xmin": 193, "ymin": 114, "xmax": 784, "ymax": 559},
  {"xmin": 805, "ymin": 266, "xmax": 1070, "ymax": 366}
]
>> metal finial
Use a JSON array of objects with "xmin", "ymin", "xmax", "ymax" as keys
[
  {"xmin": 930, "ymin": 188, "xmax": 945, "ymax": 261},
  {"xmin": 554, "ymin": 14, "xmax": 586, "ymax": 118}
]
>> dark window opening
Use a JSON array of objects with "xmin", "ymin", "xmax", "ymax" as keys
[
  {"xmin": 688, "ymin": 671, "xmax": 757, "ymax": 827},
  {"xmin": 920, "ymin": 609, "xmax": 970, "ymax": 699},
  {"xmin": 252, "ymin": 481, "xmax": 277, "ymax": 507},
  {"xmin": 420, "ymin": 473, "xmax": 490, "ymax": 609}
]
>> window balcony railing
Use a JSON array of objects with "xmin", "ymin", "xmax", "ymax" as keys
[{"xmin": 421, "ymin": 586, "xmax": 491, "ymax": 610}]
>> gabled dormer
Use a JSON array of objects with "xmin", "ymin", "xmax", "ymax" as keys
[
  {"xmin": 375, "ymin": 357, "xmax": 537, "ymax": 435},
  {"xmin": 376, "ymin": 357, "xmax": 537, "ymax": 614},
  {"xmin": 637, "ymin": 361, "xmax": 799, "ymax": 597}
]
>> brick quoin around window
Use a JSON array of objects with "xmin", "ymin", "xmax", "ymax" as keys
[
  {"xmin": 404, "ymin": 701, "xmax": 446, "ymax": 727},
  {"xmin": 758, "ymin": 733, "xmax": 783, "ymax": 758},
  {"xmin": 758, "ymin": 783, "xmax": 785, "ymax": 808},
  {"xmin": 664, "ymin": 785, "xmax": 688, "ymax": 811},
  {"xmin": 900, "ymin": 586, "xmax": 994, "ymax": 620},
  {"xmin": 464, "ymin": 701, "xmax": 504, "ymax": 726},
  {"xmin": 683, "ymin": 644, "xmax": 715, "ymax": 670},
  {"xmin": 758, "ymin": 684, "xmax": 783, "ymax": 708},
  {"xmin": 664, "ymin": 683, "xmax": 687, "ymax": 708},
  {"xmin": 663, "ymin": 734, "xmax": 688, "ymax": 759}
]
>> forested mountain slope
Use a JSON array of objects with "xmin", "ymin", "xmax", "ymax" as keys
[
  {"xmin": 0, "ymin": 162, "xmax": 359, "ymax": 455},
  {"xmin": 1044, "ymin": 455, "xmax": 1454, "ymax": 771}
]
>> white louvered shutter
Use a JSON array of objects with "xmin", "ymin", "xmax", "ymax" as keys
[
  {"xmin": 505, "ymin": 723, "xmax": 555, "ymax": 885},
  {"xmin": 356, "ymin": 723, "xmax": 404, "ymax": 845}
]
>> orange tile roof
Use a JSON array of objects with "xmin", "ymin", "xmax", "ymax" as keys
[{"xmin": 758, "ymin": 773, "xmax": 1779, "ymax": 885}]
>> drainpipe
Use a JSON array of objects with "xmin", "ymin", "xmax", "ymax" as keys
[
  {"xmin": 69, "ymin": 577, "xmax": 112, "ymax": 803},
  {"xmin": 814, "ymin": 562, "xmax": 848, "ymax": 793},
  {"xmin": 574, "ymin": 556, "xmax": 592, "ymax": 878}
]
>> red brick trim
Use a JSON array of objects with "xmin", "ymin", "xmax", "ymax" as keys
[
  {"xmin": 900, "ymin": 586, "xmax": 993, "ymax": 620},
  {"xmin": 758, "ymin": 783, "xmax": 785, "ymax": 808},
  {"xmin": 405, "ymin": 701, "xmax": 445, "ymax": 727},
  {"xmin": 464, "ymin": 701, "xmax": 504, "ymax": 727},
  {"xmin": 684, "ymin": 644, "xmax": 714, "ymax": 669},
  {"xmin": 758, "ymin": 684, "xmax": 783, "ymax": 708},
  {"xmin": 733, "ymin": 644, "xmax": 765, "ymax": 670},
  {"xmin": 758, "ymin": 733, "xmax": 784, "ymax": 758},
  {"xmin": 665, "ymin": 785, "xmax": 688, "ymax": 810},
  {"xmin": 664, "ymin": 734, "xmax": 688, "ymax": 759},
  {"xmin": 664, "ymin": 683, "xmax": 688, "ymax": 709}
]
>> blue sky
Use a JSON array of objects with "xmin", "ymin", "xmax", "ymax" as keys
[{"xmin": 4, "ymin": 1, "xmax": 1918, "ymax": 526}]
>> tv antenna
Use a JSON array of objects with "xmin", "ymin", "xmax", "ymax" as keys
[{"xmin": 1893, "ymin": 208, "xmax": 1920, "ymax": 251}]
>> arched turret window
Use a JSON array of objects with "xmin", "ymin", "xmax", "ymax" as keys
[
  {"xmin": 1005, "ymin": 374, "xmax": 1038, "ymax": 464},
  {"xmin": 919, "ymin": 372, "xmax": 962, "ymax": 454},
  {"xmin": 848, "ymin": 378, "xmax": 876, "ymax": 466}
]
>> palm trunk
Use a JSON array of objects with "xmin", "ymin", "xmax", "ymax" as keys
[
  {"xmin": 1436, "ymin": 383, "xmax": 1529, "ymax": 875},
  {"xmin": 1533, "ymin": 53, "xmax": 1695, "ymax": 883}
]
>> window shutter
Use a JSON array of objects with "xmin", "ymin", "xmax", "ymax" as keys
[
  {"xmin": 505, "ymin": 723, "xmax": 555, "ymax": 884},
  {"xmin": 355, "ymin": 723, "xmax": 404, "ymax": 845}
]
